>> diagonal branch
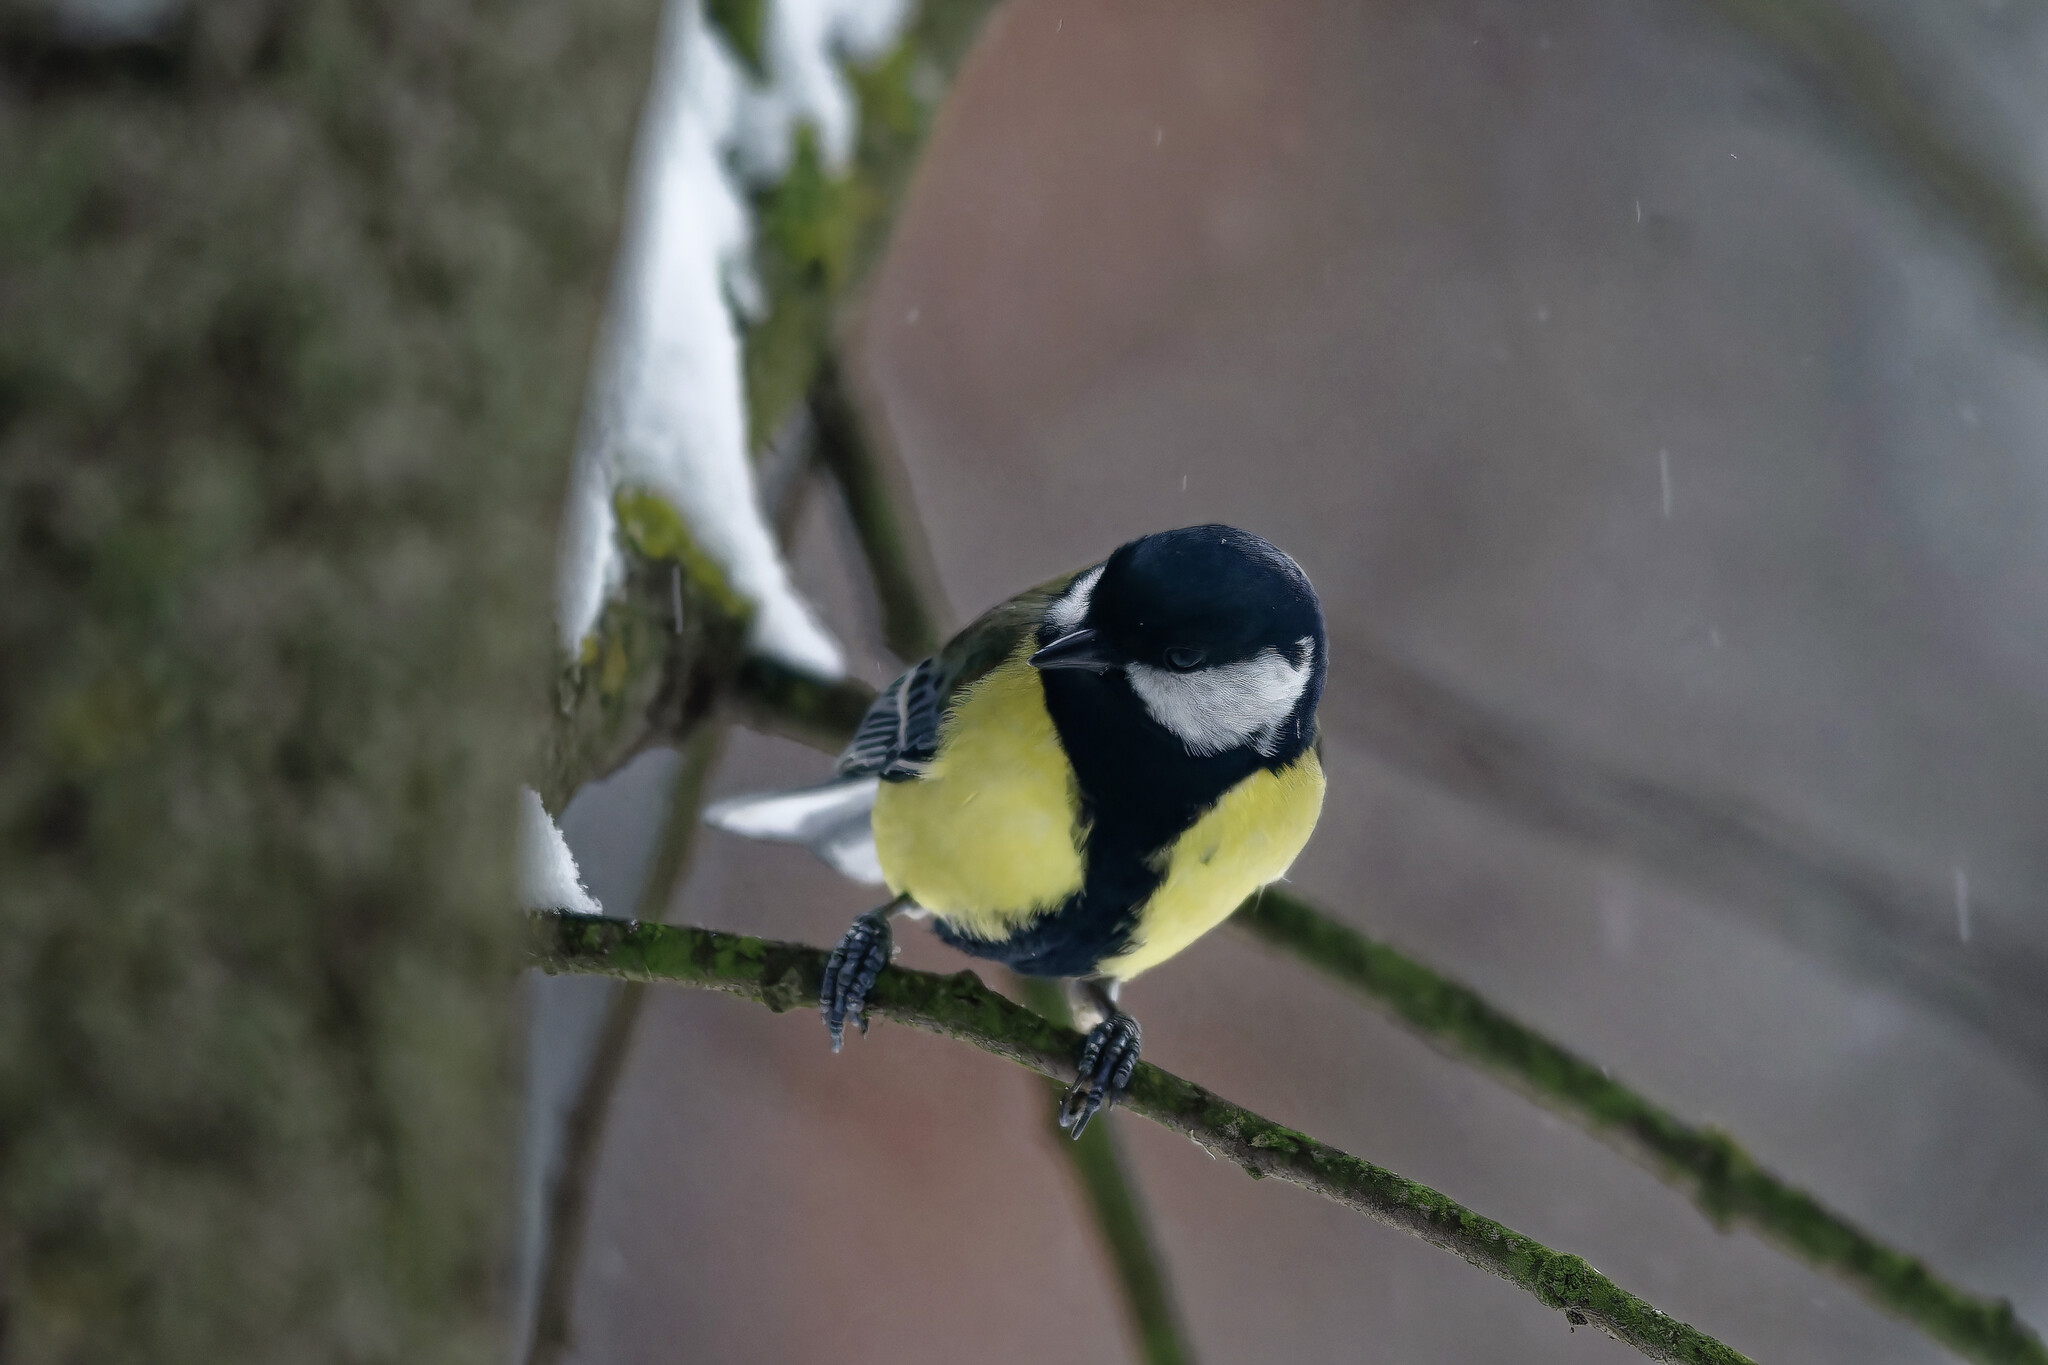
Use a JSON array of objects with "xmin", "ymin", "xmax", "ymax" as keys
[
  {"xmin": 726, "ymin": 662, "xmax": 2046, "ymax": 1365},
  {"xmin": 1328, "ymin": 643, "xmax": 2048, "ymax": 1085},
  {"xmin": 1236, "ymin": 891, "xmax": 2048, "ymax": 1365},
  {"xmin": 810, "ymin": 355, "xmax": 951, "ymax": 663},
  {"xmin": 530, "ymin": 910, "xmax": 1757, "ymax": 1365}
]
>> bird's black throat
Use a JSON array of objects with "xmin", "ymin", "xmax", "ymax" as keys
[{"xmin": 932, "ymin": 662, "xmax": 1310, "ymax": 978}]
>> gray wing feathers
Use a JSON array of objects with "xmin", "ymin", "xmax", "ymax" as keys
[
  {"xmin": 838, "ymin": 567, "xmax": 1079, "ymax": 782},
  {"xmin": 703, "ymin": 567, "xmax": 1082, "ymax": 886},
  {"xmin": 837, "ymin": 657, "xmax": 945, "ymax": 780}
]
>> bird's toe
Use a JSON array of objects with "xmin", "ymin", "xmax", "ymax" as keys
[
  {"xmin": 821, "ymin": 910, "xmax": 894, "ymax": 1051},
  {"xmin": 1058, "ymin": 1011, "xmax": 1141, "ymax": 1139}
]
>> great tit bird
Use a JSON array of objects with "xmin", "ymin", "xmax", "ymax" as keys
[{"xmin": 705, "ymin": 524, "xmax": 1325, "ymax": 1135}]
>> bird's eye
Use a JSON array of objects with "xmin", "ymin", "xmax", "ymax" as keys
[{"xmin": 1164, "ymin": 646, "xmax": 1206, "ymax": 672}]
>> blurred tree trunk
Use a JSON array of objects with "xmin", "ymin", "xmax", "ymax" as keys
[{"xmin": 0, "ymin": 2, "xmax": 658, "ymax": 1360}]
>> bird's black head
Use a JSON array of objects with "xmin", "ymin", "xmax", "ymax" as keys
[{"xmin": 1031, "ymin": 525, "xmax": 1325, "ymax": 760}]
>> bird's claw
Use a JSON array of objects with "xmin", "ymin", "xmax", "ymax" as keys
[
  {"xmin": 1058, "ymin": 1011, "xmax": 1141, "ymax": 1139},
  {"xmin": 821, "ymin": 910, "xmax": 894, "ymax": 1051}
]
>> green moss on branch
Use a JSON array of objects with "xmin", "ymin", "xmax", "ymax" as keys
[
  {"xmin": 738, "ymin": 0, "xmax": 1002, "ymax": 451},
  {"xmin": 1236, "ymin": 891, "xmax": 2048, "ymax": 1365},
  {"xmin": 0, "ymin": 2, "xmax": 667, "ymax": 1356},
  {"xmin": 541, "ymin": 490, "xmax": 752, "ymax": 810},
  {"xmin": 531, "ymin": 912, "xmax": 1755, "ymax": 1365},
  {"xmin": 731, "ymin": 670, "xmax": 2045, "ymax": 1365}
]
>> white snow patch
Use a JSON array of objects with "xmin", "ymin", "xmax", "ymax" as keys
[
  {"xmin": 733, "ymin": 0, "xmax": 911, "ymax": 176},
  {"xmin": 517, "ymin": 789, "xmax": 604, "ymax": 916},
  {"xmin": 557, "ymin": 0, "xmax": 911, "ymax": 678}
]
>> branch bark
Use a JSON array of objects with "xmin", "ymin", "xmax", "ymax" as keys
[
  {"xmin": 0, "ymin": 3, "xmax": 666, "ymax": 1357},
  {"xmin": 731, "ymin": 664, "xmax": 2047, "ymax": 1365},
  {"xmin": 1236, "ymin": 891, "xmax": 2048, "ymax": 1365},
  {"xmin": 530, "ymin": 911, "xmax": 1756, "ymax": 1365},
  {"xmin": 1016, "ymin": 977, "xmax": 1194, "ymax": 1365},
  {"xmin": 526, "ymin": 724, "xmax": 728, "ymax": 1365},
  {"xmin": 809, "ymin": 354, "xmax": 950, "ymax": 662},
  {"xmin": 541, "ymin": 491, "xmax": 752, "ymax": 811}
]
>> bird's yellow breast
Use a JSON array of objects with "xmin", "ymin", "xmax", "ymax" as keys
[
  {"xmin": 871, "ymin": 647, "xmax": 1085, "ymax": 936},
  {"xmin": 871, "ymin": 643, "xmax": 1326, "ymax": 979},
  {"xmin": 1101, "ymin": 750, "xmax": 1324, "ymax": 980}
]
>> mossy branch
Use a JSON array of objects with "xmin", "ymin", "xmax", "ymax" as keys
[
  {"xmin": 542, "ymin": 489, "xmax": 753, "ymax": 810},
  {"xmin": 547, "ymin": 0, "xmax": 1007, "ymax": 797},
  {"xmin": 1236, "ymin": 891, "xmax": 2048, "ymax": 1365},
  {"xmin": 585, "ymin": 9, "xmax": 2048, "ymax": 1350},
  {"xmin": 530, "ymin": 911, "xmax": 1756, "ymax": 1365},
  {"xmin": 739, "ymin": 0, "xmax": 1005, "ymax": 454},
  {"xmin": 730, "ymin": 663, "xmax": 2045, "ymax": 1365}
]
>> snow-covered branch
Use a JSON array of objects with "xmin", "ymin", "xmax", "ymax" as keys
[{"xmin": 557, "ymin": 0, "xmax": 919, "ymax": 679}]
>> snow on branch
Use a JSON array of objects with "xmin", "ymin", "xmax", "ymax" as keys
[
  {"xmin": 517, "ymin": 789, "xmax": 603, "ymax": 917},
  {"xmin": 557, "ymin": 0, "xmax": 909, "ymax": 678}
]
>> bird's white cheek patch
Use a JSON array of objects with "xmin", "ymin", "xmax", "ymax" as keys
[{"xmin": 1127, "ymin": 640, "xmax": 1314, "ymax": 757}]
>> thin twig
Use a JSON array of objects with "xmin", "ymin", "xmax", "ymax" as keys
[
  {"xmin": 1017, "ymin": 978, "xmax": 1195, "ymax": 1365},
  {"xmin": 530, "ymin": 911, "xmax": 1757, "ymax": 1365},
  {"xmin": 525, "ymin": 977, "xmax": 648, "ymax": 1365},
  {"xmin": 1330, "ymin": 640, "xmax": 2048, "ymax": 1083},
  {"xmin": 742, "ymin": 2, "xmax": 2048, "ymax": 1350},
  {"xmin": 1236, "ymin": 890, "xmax": 2048, "ymax": 1365},
  {"xmin": 809, "ymin": 355, "xmax": 950, "ymax": 662},
  {"xmin": 525, "ymin": 725, "xmax": 728, "ymax": 1365},
  {"xmin": 633, "ymin": 726, "xmax": 729, "ymax": 924}
]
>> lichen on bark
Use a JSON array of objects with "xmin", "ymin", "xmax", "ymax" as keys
[
  {"xmin": 541, "ymin": 488, "xmax": 751, "ymax": 812},
  {"xmin": 0, "ymin": 3, "xmax": 665, "ymax": 1360}
]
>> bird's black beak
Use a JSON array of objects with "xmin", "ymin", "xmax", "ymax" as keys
[{"xmin": 1029, "ymin": 627, "xmax": 1118, "ymax": 673}]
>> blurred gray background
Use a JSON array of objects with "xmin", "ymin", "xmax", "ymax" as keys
[{"xmin": 537, "ymin": 0, "xmax": 2048, "ymax": 1359}]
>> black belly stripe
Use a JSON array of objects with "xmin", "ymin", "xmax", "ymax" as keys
[
  {"xmin": 933, "ymin": 818, "xmax": 1163, "ymax": 977},
  {"xmin": 935, "ymin": 655, "xmax": 1297, "ymax": 979}
]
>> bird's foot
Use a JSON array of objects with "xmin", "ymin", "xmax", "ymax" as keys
[
  {"xmin": 1058, "ymin": 1011, "xmax": 1141, "ymax": 1140},
  {"xmin": 821, "ymin": 909, "xmax": 894, "ymax": 1051}
]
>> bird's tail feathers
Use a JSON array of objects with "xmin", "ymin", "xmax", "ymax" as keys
[{"xmin": 702, "ymin": 777, "xmax": 887, "ymax": 886}]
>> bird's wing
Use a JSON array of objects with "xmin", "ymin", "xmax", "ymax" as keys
[
  {"xmin": 836, "ymin": 659, "xmax": 947, "ymax": 779},
  {"xmin": 837, "ymin": 568, "xmax": 1085, "ymax": 780}
]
